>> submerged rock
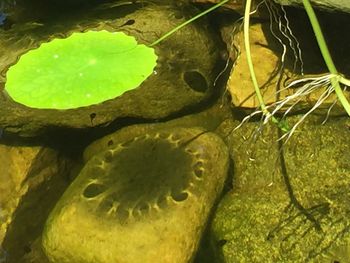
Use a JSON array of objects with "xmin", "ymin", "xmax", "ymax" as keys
[
  {"xmin": 190, "ymin": 0, "xmax": 245, "ymax": 14},
  {"xmin": 0, "ymin": 1, "xmax": 222, "ymax": 136},
  {"xmin": 42, "ymin": 126, "xmax": 229, "ymax": 263},
  {"xmin": 225, "ymin": 20, "xmax": 350, "ymax": 116},
  {"xmin": 0, "ymin": 145, "xmax": 72, "ymax": 263},
  {"xmin": 274, "ymin": 0, "xmax": 350, "ymax": 13},
  {"xmin": 211, "ymin": 116, "xmax": 350, "ymax": 262}
]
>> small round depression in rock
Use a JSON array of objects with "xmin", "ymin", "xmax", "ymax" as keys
[
  {"xmin": 183, "ymin": 70, "xmax": 208, "ymax": 92},
  {"xmin": 82, "ymin": 132, "xmax": 207, "ymax": 222},
  {"xmin": 83, "ymin": 183, "xmax": 106, "ymax": 198},
  {"xmin": 171, "ymin": 191, "xmax": 189, "ymax": 202}
]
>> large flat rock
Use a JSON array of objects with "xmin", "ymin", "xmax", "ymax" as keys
[
  {"xmin": 42, "ymin": 126, "xmax": 229, "ymax": 263},
  {"xmin": 0, "ymin": 1, "xmax": 222, "ymax": 137}
]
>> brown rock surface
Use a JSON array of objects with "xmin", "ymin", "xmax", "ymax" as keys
[
  {"xmin": 0, "ymin": 1, "xmax": 222, "ymax": 137},
  {"xmin": 0, "ymin": 145, "xmax": 72, "ymax": 263},
  {"xmin": 225, "ymin": 22, "xmax": 350, "ymax": 114}
]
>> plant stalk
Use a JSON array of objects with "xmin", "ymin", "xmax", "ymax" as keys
[
  {"xmin": 302, "ymin": 0, "xmax": 350, "ymax": 116},
  {"xmin": 244, "ymin": 0, "xmax": 288, "ymax": 130},
  {"xmin": 244, "ymin": 0, "xmax": 268, "ymax": 114},
  {"xmin": 150, "ymin": 0, "xmax": 230, "ymax": 46}
]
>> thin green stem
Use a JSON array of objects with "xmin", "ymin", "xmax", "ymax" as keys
[
  {"xmin": 244, "ymin": 0, "xmax": 268, "ymax": 114},
  {"xmin": 150, "ymin": 0, "xmax": 230, "ymax": 46},
  {"xmin": 302, "ymin": 0, "xmax": 350, "ymax": 116},
  {"xmin": 244, "ymin": 0, "xmax": 286, "ymax": 129}
]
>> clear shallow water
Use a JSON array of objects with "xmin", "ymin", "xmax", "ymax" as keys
[{"xmin": 0, "ymin": 0, "xmax": 347, "ymax": 263}]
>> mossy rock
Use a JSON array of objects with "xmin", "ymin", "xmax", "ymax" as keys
[{"xmin": 211, "ymin": 116, "xmax": 350, "ymax": 262}]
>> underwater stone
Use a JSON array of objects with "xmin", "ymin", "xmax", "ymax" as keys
[
  {"xmin": 211, "ymin": 116, "xmax": 350, "ymax": 262},
  {"xmin": 0, "ymin": 146, "xmax": 72, "ymax": 263},
  {"xmin": 225, "ymin": 22, "xmax": 350, "ymax": 115},
  {"xmin": 42, "ymin": 127, "xmax": 229, "ymax": 263},
  {"xmin": 0, "ymin": 1, "xmax": 221, "ymax": 136},
  {"xmin": 274, "ymin": 0, "xmax": 350, "ymax": 13}
]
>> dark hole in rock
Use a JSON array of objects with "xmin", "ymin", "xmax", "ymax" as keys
[
  {"xmin": 194, "ymin": 168, "xmax": 204, "ymax": 178},
  {"xmin": 107, "ymin": 140, "xmax": 114, "ymax": 146},
  {"xmin": 123, "ymin": 19, "xmax": 135, "ymax": 26},
  {"xmin": 171, "ymin": 191, "xmax": 188, "ymax": 202},
  {"xmin": 183, "ymin": 70, "xmax": 208, "ymax": 92},
  {"xmin": 90, "ymin": 113, "xmax": 96, "ymax": 124},
  {"xmin": 83, "ymin": 183, "xmax": 106, "ymax": 198},
  {"xmin": 193, "ymin": 161, "xmax": 204, "ymax": 170}
]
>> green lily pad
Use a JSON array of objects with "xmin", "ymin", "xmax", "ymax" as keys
[{"xmin": 4, "ymin": 30, "xmax": 157, "ymax": 109}]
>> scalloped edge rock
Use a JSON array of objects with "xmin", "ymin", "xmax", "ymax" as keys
[{"xmin": 42, "ymin": 127, "xmax": 229, "ymax": 263}]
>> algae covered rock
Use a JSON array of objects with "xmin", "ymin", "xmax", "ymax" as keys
[
  {"xmin": 42, "ymin": 127, "xmax": 229, "ymax": 263},
  {"xmin": 211, "ymin": 116, "xmax": 350, "ymax": 262}
]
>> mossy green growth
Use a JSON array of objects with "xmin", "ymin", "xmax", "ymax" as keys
[{"xmin": 4, "ymin": 30, "xmax": 157, "ymax": 109}]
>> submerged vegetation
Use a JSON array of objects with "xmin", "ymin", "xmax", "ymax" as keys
[
  {"xmin": 239, "ymin": 0, "xmax": 350, "ymax": 140},
  {"xmin": 153, "ymin": 0, "xmax": 349, "ymax": 140}
]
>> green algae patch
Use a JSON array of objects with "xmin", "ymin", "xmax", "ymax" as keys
[{"xmin": 4, "ymin": 30, "xmax": 157, "ymax": 109}]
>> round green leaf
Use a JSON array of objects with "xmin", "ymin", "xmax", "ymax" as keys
[{"xmin": 4, "ymin": 30, "xmax": 157, "ymax": 109}]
